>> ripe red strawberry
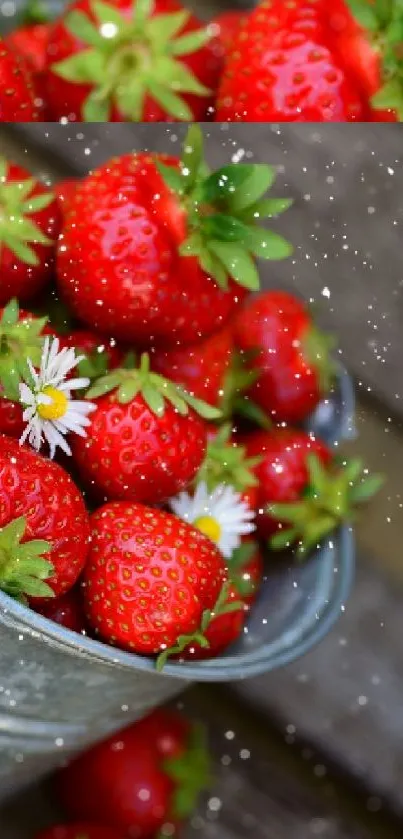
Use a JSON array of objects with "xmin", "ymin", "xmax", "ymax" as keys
[
  {"xmin": 151, "ymin": 326, "xmax": 233, "ymax": 408},
  {"xmin": 213, "ymin": 10, "xmax": 247, "ymax": 55},
  {"xmin": 0, "ymin": 161, "xmax": 60, "ymax": 306},
  {"xmin": 35, "ymin": 586, "xmax": 87, "ymax": 632},
  {"xmin": 215, "ymin": 0, "xmax": 367, "ymax": 122},
  {"xmin": 0, "ymin": 434, "xmax": 90, "ymax": 601},
  {"xmin": 0, "ymin": 300, "xmax": 50, "ymax": 439},
  {"xmin": 82, "ymin": 501, "xmax": 231, "ymax": 662},
  {"xmin": 56, "ymin": 709, "xmax": 211, "ymax": 838},
  {"xmin": 35, "ymin": 826, "xmax": 124, "ymax": 839},
  {"xmin": 326, "ymin": 0, "xmax": 401, "ymax": 121},
  {"xmin": 243, "ymin": 428, "xmax": 383, "ymax": 553},
  {"xmin": 54, "ymin": 177, "xmax": 79, "ymax": 216},
  {"xmin": 57, "ymin": 127, "xmax": 293, "ymax": 346},
  {"xmin": 72, "ymin": 353, "xmax": 218, "ymax": 504},
  {"xmin": 234, "ymin": 290, "xmax": 336, "ymax": 424},
  {"xmin": 59, "ymin": 329, "xmax": 124, "ymax": 382},
  {"xmin": 0, "ymin": 38, "xmax": 42, "ymax": 121},
  {"xmin": 188, "ymin": 539, "xmax": 263, "ymax": 660},
  {"xmin": 45, "ymin": 0, "xmax": 220, "ymax": 122},
  {"xmin": 5, "ymin": 22, "xmax": 51, "ymax": 114}
]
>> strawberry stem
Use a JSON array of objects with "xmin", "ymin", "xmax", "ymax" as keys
[
  {"xmin": 196, "ymin": 423, "xmax": 261, "ymax": 492},
  {"xmin": 155, "ymin": 580, "xmax": 242, "ymax": 670},
  {"xmin": 157, "ymin": 126, "xmax": 293, "ymax": 292},
  {"xmin": 51, "ymin": 0, "xmax": 212, "ymax": 122},
  {"xmin": 0, "ymin": 159, "xmax": 55, "ymax": 265}
]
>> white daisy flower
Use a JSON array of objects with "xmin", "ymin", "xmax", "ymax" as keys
[
  {"xmin": 169, "ymin": 481, "xmax": 255, "ymax": 558},
  {"xmin": 19, "ymin": 336, "xmax": 96, "ymax": 459}
]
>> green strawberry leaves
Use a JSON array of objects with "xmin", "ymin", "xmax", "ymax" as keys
[
  {"xmin": 302, "ymin": 325, "xmax": 338, "ymax": 395},
  {"xmin": 229, "ymin": 541, "xmax": 259, "ymax": 598},
  {"xmin": 196, "ymin": 423, "xmax": 261, "ymax": 493},
  {"xmin": 157, "ymin": 127, "xmax": 293, "ymax": 292},
  {"xmin": 0, "ymin": 516, "xmax": 54, "ymax": 604},
  {"xmin": 156, "ymin": 580, "xmax": 243, "ymax": 670},
  {"xmin": 164, "ymin": 722, "xmax": 212, "ymax": 821},
  {"xmin": 346, "ymin": 0, "xmax": 403, "ymax": 118},
  {"xmin": 52, "ymin": 0, "xmax": 212, "ymax": 122},
  {"xmin": 269, "ymin": 455, "xmax": 384, "ymax": 557},
  {"xmin": 0, "ymin": 159, "xmax": 55, "ymax": 266},
  {"xmin": 87, "ymin": 352, "xmax": 221, "ymax": 421},
  {"xmin": 0, "ymin": 299, "xmax": 47, "ymax": 402}
]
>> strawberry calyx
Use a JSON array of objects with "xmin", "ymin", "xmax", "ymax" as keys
[
  {"xmin": 0, "ymin": 159, "xmax": 55, "ymax": 265},
  {"xmin": 155, "ymin": 580, "xmax": 243, "ymax": 670},
  {"xmin": 196, "ymin": 423, "xmax": 261, "ymax": 493},
  {"xmin": 219, "ymin": 349, "xmax": 271, "ymax": 429},
  {"xmin": 162, "ymin": 721, "xmax": 212, "ymax": 824},
  {"xmin": 19, "ymin": 0, "xmax": 53, "ymax": 24},
  {"xmin": 0, "ymin": 299, "xmax": 47, "ymax": 402},
  {"xmin": 269, "ymin": 454, "xmax": 384, "ymax": 557},
  {"xmin": 346, "ymin": 0, "xmax": 403, "ymax": 117},
  {"xmin": 77, "ymin": 347, "xmax": 130, "ymax": 383},
  {"xmin": 228, "ymin": 540, "xmax": 259, "ymax": 598},
  {"xmin": 86, "ymin": 351, "xmax": 221, "ymax": 420},
  {"xmin": 0, "ymin": 516, "xmax": 54, "ymax": 603},
  {"xmin": 157, "ymin": 126, "xmax": 293, "ymax": 292},
  {"xmin": 52, "ymin": 0, "xmax": 213, "ymax": 121},
  {"xmin": 302, "ymin": 324, "xmax": 337, "ymax": 395}
]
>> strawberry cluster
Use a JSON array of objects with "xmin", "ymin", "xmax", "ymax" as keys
[
  {"xmin": 0, "ymin": 0, "xmax": 402, "ymax": 122},
  {"xmin": 0, "ymin": 127, "xmax": 381, "ymax": 671}
]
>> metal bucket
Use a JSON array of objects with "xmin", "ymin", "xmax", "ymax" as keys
[{"xmin": 0, "ymin": 366, "xmax": 355, "ymax": 802}]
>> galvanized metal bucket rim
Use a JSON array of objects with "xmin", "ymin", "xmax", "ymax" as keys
[{"xmin": 0, "ymin": 530, "xmax": 355, "ymax": 682}]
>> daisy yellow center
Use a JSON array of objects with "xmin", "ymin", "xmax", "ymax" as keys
[
  {"xmin": 194, "ymin": 515, "xmax": 222, "ymax": 544},
  {"xmin": 37, "ymin": 386, "xmax": 68, "ymax": 421}
]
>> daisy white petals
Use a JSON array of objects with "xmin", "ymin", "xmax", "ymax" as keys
[
  {"xmin": 169, "ymin": 481, "xmax": 256, "ymax": 558},
  {"xmin": 18, "ymin": 336, "xmax": 96, "ymax": 459}
]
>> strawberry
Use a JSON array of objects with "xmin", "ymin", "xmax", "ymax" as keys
[
  {"xmin": 35, "ymin": 586, "xmax": 87, "ymax": 632},
  {"xmin": 0, "ymin": 300, "xmax": 50, "ymax": 439},
  {"xmin": 151, "ymin": 326, "xmax": 233, "ymax": 408},
  {"xmin": 196, "ymin": 422, "xmax": 261, "ymax": 500},
  {"xmin": 188, "ymin": 539, "xmax": 263, "ymax": 660},
  {"xmin": 59, "ymin": 329, "xmax": 124, "ymax": 383},
  {"xmin": 72, "ymin": 353, "xmax": 219, "ymax": 504},
  {"xmin": 35, "ymin": 826, "xmax": 124, "ymax": 839},
  {"xmin": 0, "ymin": 161, "xmax": 60, "ymax": 306},
  {"xmin": 54, "ymin": 178, "xmax": 79, "ymax": 217},
  {"xmin": 213, "ymin": 9, "xmax": 247, "ymax": 55},
  {"xmin": 0, "ymin": 38, "xmax": 42, "ymax": 121},
  {"xmin": 326, "ymin": 0, "xmax": 402, "ymax": 121},
  {"xmin": 56, "ymin": 709, "xmax": 211, "ymax": 839},
  {"xmin": 234, "ymin": 290, "xmax": 337, "ymax": 424},
  {"xmin": 215, "ymin": 0, "xmax": 367, "ymax": 122},
  {"xmin": 44, "ymin": 0, "xmax": 220, "ymax": 122},
  {"xmin": 0, "ymin": 434, "xmax": 90, "ymax": 601},
  {"xmin": 243, "ymin": 428, "xmax": 383, "ymax": 553},
  {"xmin": 56, "ymin": 126, "xmax": 293, "ymax": 346},
  {"xmin": 6, "ymin": 23, "xmax": 50, "ymax": 74},
  {"xmin": 81, "ymin": 501, "xmax": 234, "ymax": 663}
]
